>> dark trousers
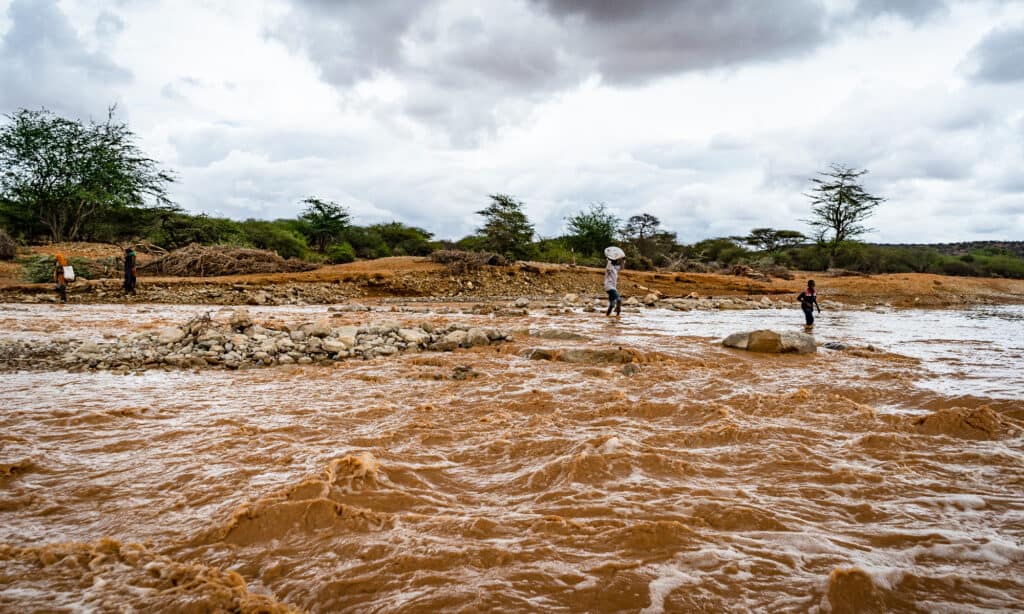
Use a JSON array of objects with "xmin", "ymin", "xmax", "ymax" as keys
[
  {"xmin": 803, "ymin": 306, "xmax": 814, "ymax": 325},
  {"xmin": 606, "ymin": 289, "xmax": 621, "ymax": 315},
  {"xmin": 124, "ymin": 274, "xmax": 137, "ymax": 294}
]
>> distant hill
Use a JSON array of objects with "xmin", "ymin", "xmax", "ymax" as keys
[{"xmin": 874, "ymin": 241, "xmax": 1024, "ymax": 258}]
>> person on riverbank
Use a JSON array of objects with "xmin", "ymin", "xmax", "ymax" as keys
[
  {"xmin": 54, "ymin": 253, "xmax": 68, "ymax": 303},
  {"xmin": 123, "ymin": 246, "xmax": 137, "ymax": 295},
  {"xmin": 798, "ymin": 279, "xmax": 821, "ymax": 328},
  {"xmin": 604, "ymin": 252, "xmax": 624, "ymax": 317}
]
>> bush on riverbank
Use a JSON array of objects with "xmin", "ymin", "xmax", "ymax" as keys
[{"xmin": 0, "ymin": 228, "xmax": 15, "ymax": 261}]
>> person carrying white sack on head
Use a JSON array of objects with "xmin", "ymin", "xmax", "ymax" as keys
[{"xmin": 603, "ymin": 246, "xmax": 625, "ymax": 317}]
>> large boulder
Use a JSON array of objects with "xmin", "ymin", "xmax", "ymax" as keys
[{"xmin": 722, "ymin": 330, "xmax": 816, "ymax": 354}]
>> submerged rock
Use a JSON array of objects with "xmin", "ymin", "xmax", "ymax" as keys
[{"xmin": 722, "ymin": 330, "xmax": 817, "ymax": 354}]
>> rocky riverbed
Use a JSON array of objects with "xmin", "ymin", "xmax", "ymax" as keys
[{"xmin": 0, "ymin": 308, "xmax": 513, "ymax": 372}]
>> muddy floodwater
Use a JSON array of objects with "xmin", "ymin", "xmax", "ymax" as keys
[{"xmin": 1, "ymin": 302, "xmax": 1022, "ymax": 612}]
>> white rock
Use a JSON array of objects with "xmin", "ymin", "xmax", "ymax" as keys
[
  {"xmin": 398, "ymin": 328, "xmax": 429, "ymax": 345},
  {"xmin": 465, "ymin": 328, "xmax": 490, "ymax": 347},
  {"xmin": 322, "ymin": 338, "xmax": 347, "ymax": 354},
  {"xmin": 77, "ymin": 340, "xmax": 103, "ymax": 355},
  {"xmin": 155, "ymin": 327, "xmax": 185, "ymax": 345},
  {"xmin": 334, "ymin": 326, "xmax": 358, "ymax": 348}
]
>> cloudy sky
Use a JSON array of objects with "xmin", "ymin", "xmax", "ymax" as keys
[{"xmin": 1, "ymin": 0, "xmax": 1022, "ymax": 243}]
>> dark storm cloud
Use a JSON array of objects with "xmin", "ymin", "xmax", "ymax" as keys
[
  {"xmin": 531, "ymin": 0, "xmax": 829, "ymax": 83},
  {"xmin": 965, "ymin": 23, "xmax": 1024, "ymax": 83},
  {"xmin": 270, "ymin": 0, "xmax": 433, "ymax": 86},
  {"xmin": 0, "ymin": 0, "xmax": 131, "ymax": 116},
  {"xmin": 851, "ymin": 0, "xmax": 948, "ymax": 22}
]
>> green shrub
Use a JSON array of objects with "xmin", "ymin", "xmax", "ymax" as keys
[
  {"xmin": 980, "ymin": 254, "xmax": 1024, "ymax": 278},
  {"xmin": 938, "ymin": 259, "xmax": 979, "ymax": 277},
  {"xmin": 0, "ymin": 227, "xmax": 16, "ymax": 260},
  {"xmin": 533, "ymin": 238, "xmax": 575, "ymax": 264},
  {"xmin": 240, "ymin": 220, "xmax": 309, "ymax": 260},
  {"xmin": 20, "ymin": 255, "xmax": 54, "ymax": 283},
  {"xmin": 326, "ymin": 242, "xmax": 356, "ymax": 264},
  {"xmin": 149, "ymin": 213, "xmax": 247, "ymax": 249},
  {"xmin": 368, "ymin": 222, "xmax": 435, "ymax": 256},
  {"xmin": 688, "ymin": 238, "xmax": 750, "ymax": 265},
  {"xmin": 20, "ymin": 255, "xmax": 116, "ymax": 282}
]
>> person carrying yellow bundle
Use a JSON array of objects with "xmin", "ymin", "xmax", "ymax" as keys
[{"xmin": 54, "ymin": 252, "xmax": 69, "ymax": 303}]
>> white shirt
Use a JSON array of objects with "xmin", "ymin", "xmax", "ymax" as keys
[{"xmin": 604, "ymin": 260, "xmax": 622, "ymax": 291}]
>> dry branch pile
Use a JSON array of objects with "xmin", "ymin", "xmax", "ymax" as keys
[
  {"xmin": 429, "ymin": 250, "xmax": 507, "ymax": 274},
  {"xmin": 138, "ymin": 243, "xmax": 317, "ymax": 277}
]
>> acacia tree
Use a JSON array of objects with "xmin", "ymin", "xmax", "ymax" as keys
[
  {"xmin": 299, "ymin": 197, "xmax": 350, "ymax": 252},
  {"xmin": 0, "ymin": 107, "xmax": 173, "ymax": 242},
  {"xmin": 805, "ymin": 163, "xmax": 885, "ymax": 268},
  {"xmin": 620, "ymin": 213, "xmax": 661, "ymax": 258},
  {"xmin": 736, "ymin": 228, "xmax": 807, "ymax": 255},
  {"xmin": 565, "ymin": 202, "xmax": 619, "ymax": 257},
  {"xmin": 476, "ymin": 193, "xmax": 535, "ymax": 260}
]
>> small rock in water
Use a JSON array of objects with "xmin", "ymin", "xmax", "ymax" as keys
[
  {"xmin": 823, "ymin": 341, "xmax": 848, "ymax": 351},
  {"xmin": 514, "ymin": 297, "xmax": 530, "ymax": 308},
  {"xmin": 452, "ymin": 365, "xmax": 476, "ymax": 380},
  {"xmin": 621, "ymin": 363, "xmax": 641, "ymax": 376}
]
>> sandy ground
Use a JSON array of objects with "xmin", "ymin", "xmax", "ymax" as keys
[{"xmin": 2, "ymin": 244, "xmax": 1023, "ymax": 307}]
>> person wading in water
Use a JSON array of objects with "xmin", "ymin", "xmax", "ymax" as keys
[
  {"xmin": 604, "ymin": 248, "xmax": 625, "ymax": 317},
  {"xmin": 798, "ymin": 279, "xmax": 821, "ymax": 329},
  {"xmin": 54, "ymin": 253, "xmax": 69, "ymax": 303}
]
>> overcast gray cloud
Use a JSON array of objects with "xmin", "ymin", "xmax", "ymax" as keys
[
  {"xmin": 851, "ymin": 0, "xmax": 949, "ymax": 21},
  {"xmin": 964, "ymin": 22, "xmax": 1024, "ymax": 82},
  {"xmin": 531, "ymin": 0, "xmax": 829, "ymax": 83},
  {"xmin": 0, "ymin": 0, "xmax": 1022, "ymax": 243},
  {"xmin": 0, "ymin": 0, "xmax": 131, "ymax": 116}
]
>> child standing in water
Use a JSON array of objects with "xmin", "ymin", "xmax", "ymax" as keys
[
  {"xmin": 604, "ymin": 256, "xmax": 624, "ymax": 316},
  {"xmin": 798, "ymin": 279, "xmax": 821, "ymax": 328}
]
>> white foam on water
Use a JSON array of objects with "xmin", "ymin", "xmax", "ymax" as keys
[{"xmin": 639, "ymin": 564, "xmax": 695, "ymax": 614}]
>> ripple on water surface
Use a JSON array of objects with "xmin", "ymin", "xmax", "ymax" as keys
[{"xmin": 1, "ymin": 303, "xmax": 1022, "ymax": 612}]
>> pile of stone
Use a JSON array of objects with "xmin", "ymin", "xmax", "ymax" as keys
[{"xmin": 0, "ymin": 309, "xmax": 513, "ymax": 373}]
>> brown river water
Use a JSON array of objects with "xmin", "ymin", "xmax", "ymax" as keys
[{"xmin": 1, "ymin": 302, "xmax": 1022, "ymax": 612}]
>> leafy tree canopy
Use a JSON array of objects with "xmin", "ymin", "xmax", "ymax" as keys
[
  {"xmin": 0, "ymin": 107, "xmax": 174, "ymax": 242},
  {"xmin": 805, "ymin": 163, "xmax": 884, "ymax": 268},
  {"xmin": 299, "ymin": 197, "xmax": 350, "ymax": 252},
  {"xmin": 735, "ymin": 228, "xmax": 807, "ymax": 254},
  {"xmin": 476, "ymin": 193, "xmax": 535, "ymax": 260},
  {"xmin": 565, "ymin": 202, "xmax": 620, "ymax": 257}
]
